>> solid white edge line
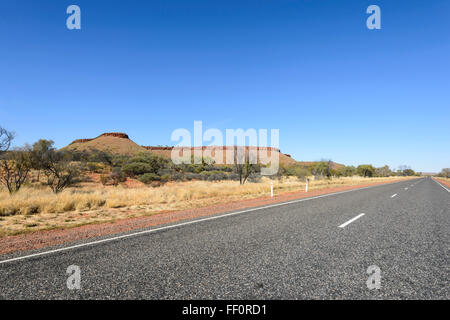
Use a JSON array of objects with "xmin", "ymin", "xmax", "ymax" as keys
[
  {"xmin": 432, "ymin": 178, "xmax": 450, "ymax": 192},
  {"xmin": 391, "ymin": 193, "xmax": 397, "ymax": 198},
  {"xmin": 0, "ymin": 178, "xmax": 418, "ymax": 265},
  {"xmin": 338, "ymin": 213, "xmax": 365, "ymax": 228}
]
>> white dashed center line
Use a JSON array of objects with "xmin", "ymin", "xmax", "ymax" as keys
[
  {"xmin": 338, "ymin": 213, "xmax": 365, "ymax": 228},
  {"xmin": 391, "ymin": 193, "xmax": 397, "ymax": 198}
]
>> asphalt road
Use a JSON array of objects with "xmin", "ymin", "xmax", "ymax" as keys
[{"xmin": 0, "ymin": 177, "xmax": 448, "ymax": 299}]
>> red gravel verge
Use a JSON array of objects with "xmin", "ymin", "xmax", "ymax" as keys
[
  {"xmin": 0, "ymin": 179, "xmax": 408, "ymax": 256},
  {"xmin": 434, "ymin": 178, "xmax": 450, "ymax": 188}
]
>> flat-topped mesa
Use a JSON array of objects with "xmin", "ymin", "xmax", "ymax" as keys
[
  {"xmin": 143, "ymin": 146, "xmax": 281, "ymax": 152},
  {"xmin": 97, "ymin": 132, "xmax": 130, "ymax": 139},
  {"xmin": 70, "ymin": 132, "xmax": 130, "ymax": 145}
]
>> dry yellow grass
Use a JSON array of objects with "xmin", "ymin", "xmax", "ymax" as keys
[
  {"xmin": 435, "ymin": 176, "xmax": 449, "ymax": 182},
  {"xmin": 0, "ymin": 176, "xmax": 414, "ymax": 236}
]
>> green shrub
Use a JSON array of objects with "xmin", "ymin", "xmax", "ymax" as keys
[
  {"xmin": 111, "ymin": 154, "xmax": 130, "ymax": 167},
  {"xmin": 131, "ymin": 153, "xmax": 168, "ymax": 172},
  {"xmin": 207, "ymin": 172, "xmax": 228, "ymax": 181},
  {"xmin": 138, "ymin": 173, "xmax": 161, "ymax": 184},
  {"xmin": 185, "ymin": 173, "xmax": 202, "ymax": 180},
  {"xmin": 338, "ymin": 165, "xmax": 356, "ymax": 177},
  {"xmin": 86, "ymin": 162, "xmax": 104, "ymax": 173},
  {"xmin": 356, "ymin": 164, "xmax": 376, "ymax": 177},
  {"xmin": 247, "ymin": 173, "xmax": 262, "ymax": 183},
  {"xmin": 122, "ymin": 152, "xmax": 169, "ymax": 177},
  {"xmin": 88, "ymin": 151, "xmax": 113, "ymax": 165},
  {"xmin": 160, "ymin": 174, "xmax": 171, "ymax": 182},
  {"xmin": 309, "ymin": 162, "xmax": 331, "ymax": 178},
  {"xmin": 122, "ymin": 162, "xmax": 153, "ymax": 176},
  {"xmin": 171, "ymin": 172, "xmax": 184, "ymax": 181}
]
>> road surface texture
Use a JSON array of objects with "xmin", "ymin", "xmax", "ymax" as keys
[{"xmin": 0, "ymin": 177, "xmax": 448, "ymax": 299}]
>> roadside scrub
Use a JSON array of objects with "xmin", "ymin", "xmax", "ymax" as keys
[{"xmin": 0, "ymin": 176, "xmax": 413, "ymax": 236}]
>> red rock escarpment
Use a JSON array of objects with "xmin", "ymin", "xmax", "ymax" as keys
[{"xmin": 70, "ymin": 132, "xmax": 129, "ymax": 145}]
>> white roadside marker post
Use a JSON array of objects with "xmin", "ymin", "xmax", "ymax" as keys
[
  {"xmin": 270, "ymin": 182, "xmax": 274, "ymax": 197},
  {"xmin": 306, "ymin": 178, "xmax": 308, "ymax": 192}
]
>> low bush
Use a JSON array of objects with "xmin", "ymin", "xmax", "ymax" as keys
[
  {"xmin": 122, "ymin": 153, "xmax": 169, "ymax": 177},
  {"xmin": 122, "ymin": 162, "xmax": 153, "ymax": 176},
  {"xmin": 247, "ymin": 173, "xmax": 262, "ymax": 183},
  {"xmin": 160, "ymin": 174, "xmax": 171, "ymax": 182},
  {"xmin": 138, "ymin": 173, "xmax": 161, "ymax": 184},
  {"xmin": 86, "ymin": 162, "xmax": 104, "ymax": 173},
  {"xmin": 207, "ymin": 172, "xmax": 228, "ymax": 181},
  {"xmin": 185, "ymin": 173, "xmax": 202, "ymax": 180}
]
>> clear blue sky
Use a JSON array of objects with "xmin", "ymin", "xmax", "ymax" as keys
[{"xmin": 1, "ymin": 0, "xmax": 449, "ymax": 172}]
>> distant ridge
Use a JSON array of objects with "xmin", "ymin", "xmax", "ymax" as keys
[
  {"xmin": 142, "ymin": 145, "xmax": 297, "ymax": 165},
  {"xmin": 64, "ymin": 132, "xmax": 343, "ymax": 167}
]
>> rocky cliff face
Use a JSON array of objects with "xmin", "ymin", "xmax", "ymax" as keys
[
  {"xmin": 70, "ymin": 132, "xmax": 129, "ymax": 145},
  {"xmin": 98, "ymin": 132, "xmax": 130, "ymax": 139}
]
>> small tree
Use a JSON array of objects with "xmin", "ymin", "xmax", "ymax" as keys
[
  {"xmin": 30, "ymin": 139, "xmax": 55, "ymax": 182},
  {"xmin": 0, "ymin": 127, "xmax": 14, "ymax": 154},
  {"xmin": 356, "ymin": 164, "xmax": 376, "ymax": 177},
  {"xmin": 233, "ymin": 146, "xmax": 260, "ymax": 185},
  {"xmin": 0, "ymin": 147, "xmax": 32, "ymax": 194},
  {"xmin": 43, "ymin": 150, "xmax": 80, "ymax": 193},
  {"xmin": 334, "ymin": 165, "xmax": 356, "ymax": 177},
  {"xmin": 375, "ymin": 165, "xmax": 392, "ymax": 177},
  {"xmin": 402, "ymin": 168, "xmax": 415, "ymax": 176},
  {"xmin": 309, "ymin": 162, "xmax": 330, "ymax": 179},
  {"xmin": 296, "ymin": 167, "xmax": 309, "ymax": 180},
  {"xmin": 438, "ymin": 168, "xmax": 450, "ymax": 178}
]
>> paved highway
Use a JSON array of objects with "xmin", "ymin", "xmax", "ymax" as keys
[{"xmin": 0, "ymin": 177, "xmax": 448, "ymax": 299}]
